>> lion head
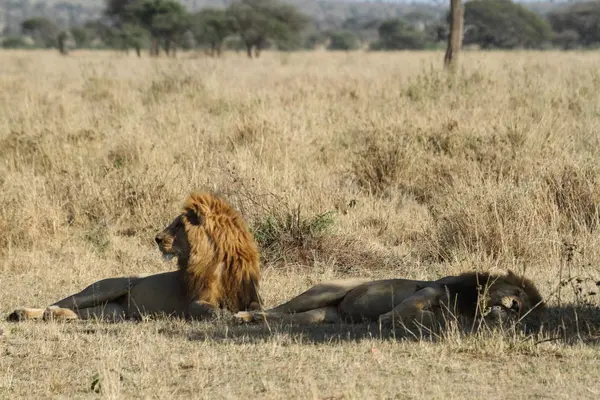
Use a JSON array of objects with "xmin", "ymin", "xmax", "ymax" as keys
[
  {"xmin": 436, "ymin": 270, "xmax": 544, "ymax": 322},
  {"xmin": 154, "ymin": 191, "xmax": 261, "ymax": 312}
]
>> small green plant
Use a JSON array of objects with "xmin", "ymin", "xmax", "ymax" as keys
[
  {"xmin": 90, "ymin": 373, "xmax": 102, "ymax": 393},
  {"xmin": 252, "ymin": 205, "xmax": 336, "ymax": 264}
]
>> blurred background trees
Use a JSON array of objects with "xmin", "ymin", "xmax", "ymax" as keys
[
  {"xmin": 462, "ymin": 0, "xmax": 551, "ymax": 49},
  {"xmin": 2, "ymin": 0, "xmax": 600, "ymax": 54},
  {"xmin": 547, "ymin": 1, "xmax": 600, "ymax": 49},
  {"xmin": 370, "ymin": 18, "xmax": 429, "ymax": 50},
  {"xmin": 227, "ymin": 0, "xmax": 308, "ymax": 57},
  {"xmin": 21, "ymin": 16, "xmax": 60, "ymax": 47},
  {"xmin": 190, "ymin": 7, "xmax": 235, "ymax": 56}
]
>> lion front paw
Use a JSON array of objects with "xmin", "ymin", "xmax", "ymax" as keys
[
  {"xmin": 42, "ymin": 306, "xmax": 78, "ymax": 321},
  {"xmin": 234, "ymin": 310, "xmax": 267, "ymax": 324},
  {"xmin": 234, "ymin": 311, "xmax": 254, "ymax": 324}
]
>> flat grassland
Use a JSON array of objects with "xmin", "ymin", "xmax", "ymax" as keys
[{"xmin": 1, "ymin": 50, "xmax": 600, "ymax": 399}]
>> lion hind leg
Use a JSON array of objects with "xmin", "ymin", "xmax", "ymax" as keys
[
  {"xmin": 236, "ymin": 306, "xmax": 342, "ymax": 325},
  {"xmin": 42, "ymin": 306, "xmax": 79, "ymax": 321},
  {"xmin": 378, "ymin": 286, "xmax": 445, "ymax": 327},
  {"xmin": 266, "ymin": 279, "xmax": 370, "ymax": 314}
]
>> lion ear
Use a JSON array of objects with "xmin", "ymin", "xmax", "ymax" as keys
[
  {"xmin": 184, "ymin": 209, "xmax": 204, "ymax": 226},
  {"xmin": 506, "ymin": 269, "xmax": 526, "ymax": 286}
]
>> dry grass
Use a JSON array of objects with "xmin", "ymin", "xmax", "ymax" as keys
[{"xmin": 1, "ymin": 49, "xmax": 600, "ymax": 399}]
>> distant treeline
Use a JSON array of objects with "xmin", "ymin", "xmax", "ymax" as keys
[{"xmin": 2, "ymin": 0, "xmax": 599, "ymax": 55}]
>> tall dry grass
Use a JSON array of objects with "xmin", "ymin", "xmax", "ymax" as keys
[{"xmin": 1, "ymin": 49, "xmax": 600, "ymax": 398}]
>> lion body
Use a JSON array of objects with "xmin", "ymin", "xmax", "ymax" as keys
[
  {"xmin": 235, "ymin": 271, "xmax": 544, "ymax": 327},
  {"xmin": 8, "ymin": 192, "xmax": 262, "ymax": 322}
]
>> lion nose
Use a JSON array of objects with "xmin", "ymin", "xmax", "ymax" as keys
[{"xmin": 511, "ymin": 299, "xmax": 521, "ymax": 312}]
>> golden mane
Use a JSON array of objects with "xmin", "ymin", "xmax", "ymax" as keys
[{"xmin": 180, "ymin": 191, "xmax": 262, "ymax": 312}]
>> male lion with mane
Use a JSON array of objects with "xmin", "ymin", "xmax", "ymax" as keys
[
  {"xmin": 7, "ymin": 192, "xmax": 262, "ymax": 322},
  {"xmin": 235, "ymin": 270, "xmax": 544, "ymax": 329}
]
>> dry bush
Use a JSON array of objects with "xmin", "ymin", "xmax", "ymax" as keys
[
  {"xmin": 544, "ymin": 164, "xmax": 600, "ymax": 233},
  {"xmin": 351, "ymin": 129, "xmax": 415, "ymax": 197},
  {"xmin": 350, "ymin": 126, "xmax": 457, "ymax": 202},
  {"xmin": 419, "ymin": 181, "xmax": 552, "ymax": 263},
  {"xmin": 0, "ymin": 174, "xmax": 63, "ymax": 252},
  {"xmin": 404, "ymin": 65, "xmax": 495, "ymax": 102},
  {"xmin": 143, "ymin": 72, "xmax": 204, "ymax": 105},
  {"xmin": 0, "ymin": 130, "xmax": 54, "ymax": 173},
  {"xmin": 228, "ymin": 114, "xmax": 278, "ymax": 151}
]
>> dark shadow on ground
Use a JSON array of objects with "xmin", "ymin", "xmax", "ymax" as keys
[
  {"xmin": 186, "ymin": 322, "xmax": 401, "ymax": 344},
  {"xmin": 155, "ymin": 303, "xmax": 600, "ymax": 346},
  {"xmin": 4, "ymin": 304, "xmax": 598, "ymax": 346},
  {"xmin": 532, "ymin": 304, "xmax": 600, "ymax": 345}
]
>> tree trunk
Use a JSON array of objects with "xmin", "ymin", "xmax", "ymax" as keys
[
  {"xmin": 135, "ymin": 46, "xmax": 141, "ymax": 58},
  {"xmin": 444, "ymin": 0, "xmax": 464, "ymax": 69},
  {"xmin": 57, "ymin": 35, "xmax": 68, "ymax": 55},
  {"xmin": 151, "ymin": 38, "xmax": 159, "ymax": 57},
  {"xmin": 246, "ymin": 43, "xmax": 253, "ymax": 58}
]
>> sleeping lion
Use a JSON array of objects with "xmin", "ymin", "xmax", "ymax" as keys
[{"xmin": 235, "ymin": 270, "xmax": 544, "ymax": 328}]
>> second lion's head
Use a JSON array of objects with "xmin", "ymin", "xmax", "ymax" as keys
[{"xmin": 155, "ymin": 191, "xmax": 261, "ymax": 312}]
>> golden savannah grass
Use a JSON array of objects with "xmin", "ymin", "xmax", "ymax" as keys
[{"xmin": 1, "ymin": 49, "xmax": 600, "ymax": 398}]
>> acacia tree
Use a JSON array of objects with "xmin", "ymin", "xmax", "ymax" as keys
[
  {"xmin": 57, "ymin": 31, "xmax": 76, "ymax": 55},
  {"xmin": 117, "ymin": 24, "xmax": 149, "ymax": 56},
  {"xmin": 191, "ymin": 8, "xmax": 236, "ymax": 56},
  {"xmin": 462, "ymin": 0, "xmax": 551, "ymax": 49},
  {"xmin": 105, "ymin": 0, "xmax": 136, "ymax": 27},
  {"xmin": 21, "ymin": 17, "xmax": 60, "ymax": 48},
  {"xmin": 548, "ymin": 1, "xmax": 600, "ymax": 48},
  {"xmin": 370, "ymin": 19, "xmax": 428, "ymax": 50},
  {"xmin": 227, "ymin": 0, "xmax": 308, "ymax": 58},
  {"xmin": 132, "ymin": 0, "xmax": 190, "ymax": 56},
  {"xmin": 327, "ymin": 30, "xmax": 360, "ymax": 51}
]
